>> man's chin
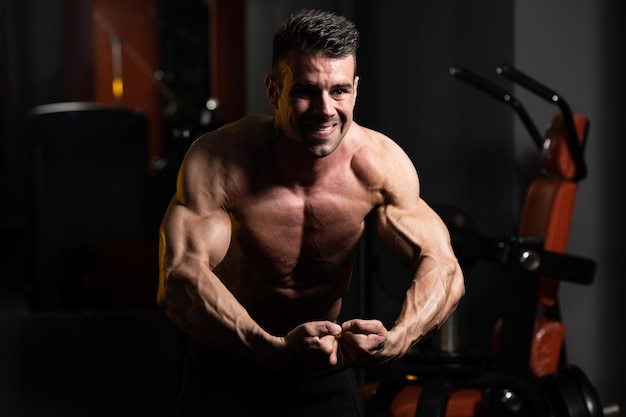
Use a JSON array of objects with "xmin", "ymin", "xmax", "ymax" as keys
[{"xmin": 305, "ymin": 140, "xmax": 341, "ymax": 158}]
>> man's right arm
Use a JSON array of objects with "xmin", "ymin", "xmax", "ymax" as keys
[{"xmin": 157, "ymin": 140, "xmax": 277, "ymax": 364}]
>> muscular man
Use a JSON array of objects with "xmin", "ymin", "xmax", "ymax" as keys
[{"xmin": 158, "ymin": 8, "xmax": 464, "ymax": 417}]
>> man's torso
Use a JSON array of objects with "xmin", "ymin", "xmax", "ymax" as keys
[{"xmin": 206, "ymin": 116, "xmax": 387, "ymax": 333}]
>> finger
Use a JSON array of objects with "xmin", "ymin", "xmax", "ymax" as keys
[
  {"xmin": 341, "ymin": 319, "xmax": 384, "ymax": 334},
  {"xmin": 315, "ymin": 321, "xmax": 342, "ymax": 337},
  {"xmin": 326, "ymin": 336, "xmax": 339, "ymax": 366},
  {"xmin": 301, "ymin": 323, "xmax": 341, "ymax": 353},
  {"xmin": 319, "ymin": 333, "xmax": 338, "ymax": 351}
]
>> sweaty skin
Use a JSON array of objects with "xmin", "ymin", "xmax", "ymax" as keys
[{"xmin": 158, "ymin": 51, "xmax": 464, "ymax": 373}]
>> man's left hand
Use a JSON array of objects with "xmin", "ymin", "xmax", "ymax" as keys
[{"xmin": 338, "ymin": 319, "xmax": 391, "ymax": 367}]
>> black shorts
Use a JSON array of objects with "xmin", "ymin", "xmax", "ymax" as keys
[{"xmin": 177, "ymin": 340, "xmax": 365, "ymax": 417}]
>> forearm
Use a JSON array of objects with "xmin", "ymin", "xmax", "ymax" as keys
[
  {"xmin": 377, "ymin": 202, "xmax": 465, "ymax": 358},
  {"xmin": 388, "ymin": 254, "xmax": 464, "ymax": 356},
  {"xmin": 159, "ymin": 265, "xmax": 279, "ymax": 366}
]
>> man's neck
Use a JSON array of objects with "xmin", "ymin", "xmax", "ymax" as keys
[{"xmin": 270, "ymin": 126, "xmax": 344, "ymax": 187}]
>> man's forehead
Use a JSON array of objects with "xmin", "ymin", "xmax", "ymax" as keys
[{"xmin": 279, "ymin": 50, "xmax": 356, "ymax": 79}]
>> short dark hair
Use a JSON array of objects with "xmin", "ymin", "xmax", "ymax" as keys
[{"xmin": 271, "ymin": 9, "xmax": 359, "ymax": 76}]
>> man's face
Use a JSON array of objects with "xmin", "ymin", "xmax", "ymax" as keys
[{"xmin": 266, "ymin": 50, "xmax": 359, "ymax": 158}]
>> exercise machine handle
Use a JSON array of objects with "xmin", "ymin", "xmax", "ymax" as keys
[
  {"xmin": 496, "ymin": 63, "xmax": 588, "ymax": 181},
  {"xmin": 450, "ymin": 65, "xmax": 544, "ymax": 150}
]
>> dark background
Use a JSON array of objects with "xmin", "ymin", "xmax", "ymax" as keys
[{"xmin": 0, "ymin": 0, "xmax": 623, "ymax": 415}]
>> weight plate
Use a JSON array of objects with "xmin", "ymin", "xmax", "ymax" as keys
[
  {"xmin": 567, "ymin": 365, "xmax": 604, "ymax": 417},
  {"xmin": 542, "ymin": 370, "xmax": 590, "ymax": 417}
]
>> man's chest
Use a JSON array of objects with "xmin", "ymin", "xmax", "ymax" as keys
[{"xmin": 231, "ymin": 184, "xmax": 373, "ymax": 266}]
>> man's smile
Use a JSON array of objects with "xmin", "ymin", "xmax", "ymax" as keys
[{"xmin": 307, "ymin": 123, "xmax": 338, "ymax": 137}]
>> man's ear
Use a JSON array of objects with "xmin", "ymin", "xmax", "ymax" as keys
[{"xmin": 265, "ymin": 74, "xmax": 279, "ymax": 108}]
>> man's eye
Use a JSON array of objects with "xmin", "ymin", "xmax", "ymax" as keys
[
  {"xmin": 333, "ymin": 88, "xmax": 350, "ymax": 98},
  {"xmin": 293, "ymin": 88, "xmax": 315, "ymax": 98}
]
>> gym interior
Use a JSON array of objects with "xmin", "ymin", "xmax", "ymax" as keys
[{"xmin": 0, "ymin": 0, "xmax": 624, "ymax": 416}]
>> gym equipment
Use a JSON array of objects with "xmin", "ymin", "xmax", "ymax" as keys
[
  {"xmin": 363, "ymin": 63, "xmax": 615, "ymax": 417},
  {"xmin": 30, "ymin": 103, "xmax": 150, "ymax": 310}
]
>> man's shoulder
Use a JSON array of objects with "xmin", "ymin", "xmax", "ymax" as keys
[
  {"xmin": 349, "ymin": 122, "xmax": 408, "ymax": 163},
  {"xmin": 180, "ymin": 116, "xmax": 272, "ymax": 195},
  {"xmin": 206, "ymin": 115, "xmax": 271, "ymax": 140},
  {"xmin": 348, "ymin": 122, "xmax": 417, "ymax": 192},
  {"xmin": 224, "ymin": 114, "xmax": 273, "ymax": 132},
  {"xmin": 192, "ymin": 115, "xmax": 271, "ymax": 152}
]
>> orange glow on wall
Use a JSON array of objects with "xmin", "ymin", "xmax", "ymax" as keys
[{"xmin": 92, "ymin": 0, "xmax": 162, "ymax": 167}]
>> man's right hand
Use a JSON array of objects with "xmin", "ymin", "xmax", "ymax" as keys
[{"xmin": 277, "ymin": 321, "xmax": 342, "ymax": 372}]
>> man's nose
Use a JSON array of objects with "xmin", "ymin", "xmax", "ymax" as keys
[{"xmin": 315, "ymin": 92, "xmax": 336, "ymax": 117}]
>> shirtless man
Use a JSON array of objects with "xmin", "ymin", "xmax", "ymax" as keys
[{"xmin": 158, "ymin": 8, "xmax": 464, "ymax": 417}]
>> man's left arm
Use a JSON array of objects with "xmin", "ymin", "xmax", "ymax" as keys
[{"xmin": 339, "ymin": 149, "xmax": 465, "ymax": 367}]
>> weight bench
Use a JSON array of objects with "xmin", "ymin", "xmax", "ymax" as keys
[{"xmin": 363, "ymin": 63, "xmax": 609, "ymax": 417}]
